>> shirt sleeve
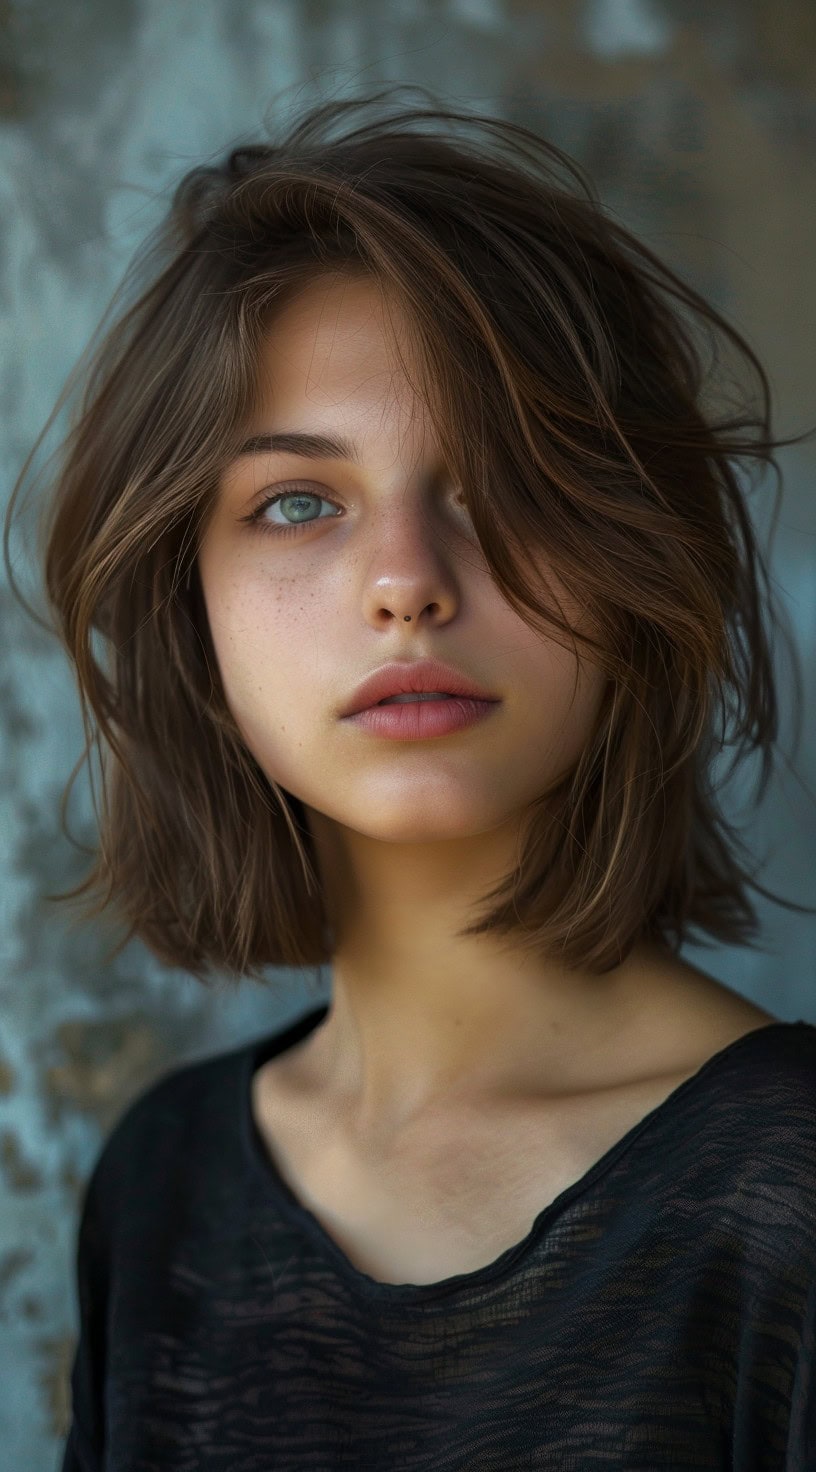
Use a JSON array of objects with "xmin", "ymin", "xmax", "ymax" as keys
[
  {"xmin": 786, "ymin": 1271, "xmax": 816, "ymax": 1469},
  {"xmin": 60, "ymin": 1163, "xmax": 109, "ymax": 1471}
]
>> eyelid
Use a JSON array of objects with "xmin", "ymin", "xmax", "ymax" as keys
[
  {"xmin": 239, "ymin": 479, "xmax": 471, "ymax": 529},
  {"xmin": 247, "ymin": 479, "xmax": 327, "ymax": 508},
  {"xmin": 242, "ymin": 481, "xmax": 340, "ymax": 514}
]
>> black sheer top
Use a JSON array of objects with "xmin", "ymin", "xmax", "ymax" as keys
[{"xmin": 61, "ymin": 1004, "xmax": 816, "ymax": 1469}]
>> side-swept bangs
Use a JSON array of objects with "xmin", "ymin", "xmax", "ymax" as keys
[{"xmin": 8, "ymin": 86, "xmax": 814, "ymax": 984}]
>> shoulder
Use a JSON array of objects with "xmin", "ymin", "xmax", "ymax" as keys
[
  {"xmin": 714, "ymin": 1018, "xmax": 816, "ymax": 1131},
  {"xmin": 81, "ymin": 1036, "xmax": 254, "ymax": 1226},
  {"xmin": 627, "ymin": 951, "xmax": 812, "ymax": 1105},
  {"xmin": 630, "ymin": 961, "xmax": 816, "ymax": 1203},
  {"xmin": 668, "ymin": 1005, "xmax": 816, "ymax": 1149},
  {"xmin": 715, "ymin": 1017, "xmax": 816, "ymax": 1109},
  {"xmin": 78, "ymin": 1005, "xmax": 331, "ymax": 1231},
  {"xmin": 680, "ymin": 1020, "xmax": 816, "ymax": 1264},
  {"xmin": 117, "ymin": 1035, "xmax": 249, "ymax": 1134},
  {"xmin": 721, "ymin": 1022, "xmax": 816, "ymax": 1291}
]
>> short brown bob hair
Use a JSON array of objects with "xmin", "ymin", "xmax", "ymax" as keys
[{"xmin": 7, "ymin": 86, "xmax": 814, "ymax": 986}]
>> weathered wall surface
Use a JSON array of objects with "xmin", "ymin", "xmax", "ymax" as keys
[{"xmin": 1, "ymin": 1, "xmax": 814, "ymax": 1463}]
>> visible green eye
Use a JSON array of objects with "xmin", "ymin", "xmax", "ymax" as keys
[
  {"xmin": 240, "ymin": 485, "xmax": 343, "ymax": 536},
  {"xmin": 239, "ymin": 481, "xmax": 471, "ymax": 539}
]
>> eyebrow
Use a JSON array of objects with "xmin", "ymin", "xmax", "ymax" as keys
[{"xmin": 234, "ymin": 430, "xmax": 362, "ymax": 464}]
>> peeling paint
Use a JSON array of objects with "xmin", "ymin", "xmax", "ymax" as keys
[
  {"xmin": 0, "ymin": 1129, "xmax": 44, "ymax": 1192},
  {"xmin": 35, "ymin": 1331, "xmax": 75, "ymax": 1439},
  {"xmin": 0, "ymin": 1247, "xmax": 35, "ymax": 1307},
  {"xmin": 449, "ymin": 0, "xmax": 502, "ymax": 31},
  {"xmin": 584, "ymin": 0, "xmax": 675, "ymax": 58},
  {"xmin": 0, "ymin": 0, "xmax": 23, "ymax": 118}
]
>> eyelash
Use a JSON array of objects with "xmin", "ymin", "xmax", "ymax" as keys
[
  {"xmin": 239, "ymin": 483, "xmax": 470, "ymax": 538},
  {"xmin": 239, "ymin": 484, "xmax": 343, "ymax": 538}
]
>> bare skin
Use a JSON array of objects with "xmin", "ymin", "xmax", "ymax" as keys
[
  {"xmin": 251, "ymin": 951, "xmax": 775, "ymax": 1284},
  {"xmin": 197, "ymin": 269, "xmax": 777, "ymax": 1285}
]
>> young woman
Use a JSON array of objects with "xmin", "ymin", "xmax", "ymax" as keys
[{"xmin": 10, "ymin": 87, "xmax": 815, "ymax": 1468}]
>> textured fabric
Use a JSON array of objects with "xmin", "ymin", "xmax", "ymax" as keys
[{"xmin": 61, "ymin": 1004, "xmax": 816, "ymax": 1470}]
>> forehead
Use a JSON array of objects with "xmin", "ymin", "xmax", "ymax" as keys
[
  {"xmin": 257, "ymin": 273, "xmax": 418, "ymax": 387},
  {"xmin": 246, "ymin": 272, "xmax": 432, "ymax": 453}
]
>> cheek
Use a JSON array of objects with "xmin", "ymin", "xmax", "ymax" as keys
[
  {"xmin": 199, "ymin": 580, "xmax": 279, "ymax": 722},
  {"xmin": 202, "ymin": 593, "xmax": 333, "ymax": 789}
]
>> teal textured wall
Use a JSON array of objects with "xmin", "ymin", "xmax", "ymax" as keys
[{"xmin": 1, "ymin": 2, "xmax": 815, "ymax": 1464}]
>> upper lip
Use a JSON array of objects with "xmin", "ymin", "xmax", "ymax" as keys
[{"xmin": 341, "ymin": 659, "xmax": 501, "ymax": 717}]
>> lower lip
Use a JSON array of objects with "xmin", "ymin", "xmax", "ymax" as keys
[{"xmin": 343, "ymin": 696, "xmax": 501, "ymax": 740}]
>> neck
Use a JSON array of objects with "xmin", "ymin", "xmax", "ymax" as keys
[{"xmin": 302, "ymin": 805, "xmax": 662, "ymax": 1138}]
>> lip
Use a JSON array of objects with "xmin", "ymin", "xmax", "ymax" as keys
[
  {"xmin": 344, "ymin": 696, "xmax": 500, "ymax": 741},
  {"xmin": 340, "ymin": 659, "xmax": 500, "ymax": 718}
]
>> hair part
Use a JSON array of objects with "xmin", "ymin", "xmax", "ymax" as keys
[{"xmin": 6, "ymin": 84, "xmax": 815, "ymax": 986}]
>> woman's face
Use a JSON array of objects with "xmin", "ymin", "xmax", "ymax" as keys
[{"xmin": 197, "ymin": 271, "xmax": 608, "ymax": 846}]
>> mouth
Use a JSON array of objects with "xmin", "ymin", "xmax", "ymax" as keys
[
  {"xmin": 373, "ymin": 692, "xmax": 457, "ymax": 706},
  {"xmin": 344, "ymin": 692, "xmax": 501, "ymax": 741},
  {"xmin": 341, "ymin": 660, "xmax": 500, "ymax": 718}
]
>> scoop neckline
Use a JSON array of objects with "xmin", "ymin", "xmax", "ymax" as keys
[{"xmin": 239, "ymin": 1006, "xmax": 808, "ymax": 1305}]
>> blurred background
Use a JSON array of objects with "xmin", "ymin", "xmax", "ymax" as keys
[{"xmin": 1, "ymin": 1, "xmax": 815, "ymax": 1464}]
